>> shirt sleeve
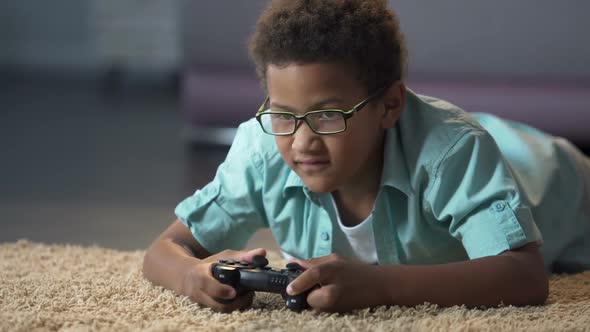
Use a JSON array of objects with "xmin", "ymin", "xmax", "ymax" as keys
[
  {"xmin": 424, "ymin": 129, "xmax": 543, "ymax": 259},
  {"xmin": 174, "ymin": 122, "xmax": 268, "ymax": 253}
]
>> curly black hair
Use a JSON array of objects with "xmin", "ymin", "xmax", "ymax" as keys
[{"xmin": 248, "ymin": 0, "xmax": 407, "ymax": 94}]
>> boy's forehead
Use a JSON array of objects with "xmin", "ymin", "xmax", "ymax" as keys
[{"xmin": 266, "ymin": 63, "xmax": 365, "ymax": 98}]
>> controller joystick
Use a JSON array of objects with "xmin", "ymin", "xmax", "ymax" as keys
[
  {"xmin": 285, "ymin": 262, "xmax": 301, "ymax": 271},
  {"xmin": 212, "ymin": 255, "xmax": 311, "ymax": 311},
  {"xmin": 252, "ymin": 255, "xmax": 269, "ymax": 268}
]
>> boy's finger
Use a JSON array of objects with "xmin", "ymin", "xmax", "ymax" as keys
[
  {"xmin": 289, "ymin": 256, "xmax": 330, "ymax": 270},
  {"xmin": 305, "ymin": 285, "xmax": 336, "ymax": 312},
  {"xmin": 286, "ymin": 266, "xmax": 323, "ymax": 296},
  {"xmin": 235, "ymin": 248, "xmax": 267, "ymax": 262},
  {"xmin": 201, "ymin": 291, "xmax": 255, "ymax": 313},
  {"xmin": 288, "ymin": 258, "xmax": 311, "ymax": 269},
  {"xmin": 231, "ymin": 291, "xmax": 255, "ymax": 310},
  {"xmin": 200, "ymin": 275, "xmax": 237, "ymax": 300}
]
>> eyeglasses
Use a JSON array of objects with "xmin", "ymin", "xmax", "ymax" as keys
[{"xmin": 255, "ymin": 87, "xmax": 387, "ymax": 136}]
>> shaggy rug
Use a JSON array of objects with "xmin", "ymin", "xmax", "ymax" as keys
[{"xmin": 1, "ymin": 240, "xmax": 589, "ymax": 332}]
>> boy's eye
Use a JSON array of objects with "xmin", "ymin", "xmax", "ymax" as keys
[
  {"xmin": 270, "ymin": 113, "xmax": 294, "ymax": 121},
  {"xmin": 318, "ymin": 112, "xmax": 340, "ymax": 120}
]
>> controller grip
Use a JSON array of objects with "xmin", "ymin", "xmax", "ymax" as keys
[
  {"xmin": 212, "ymin": 265, "xmax": 240, "ymax": 286},
  {"xmin": 285, "ymin": 292, "xmax": 309, "ymax": 311},
  {"xmin": 212, "ymin": 265, "xmax": 243, "ymax": 304}
]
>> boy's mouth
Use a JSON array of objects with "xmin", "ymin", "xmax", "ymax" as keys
[{"xmin": 294, "ymin": 158, "xmax": 331, "ymax": 172}]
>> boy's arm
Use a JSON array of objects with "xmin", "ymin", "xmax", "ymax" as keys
[
  {"xmin": 142, "ymin": 219, "xmax": 211, "ymax": 295},
  {"xmin": 142, "ymin": 219, "xmax": 266, "ymax": 301},
  {"xmin": 383, "ymin": 243, "xmax": 548, "ymax": 308},
  {"xmin": 288, "ymin": 243, "xmax": 548, "ymax": 312}
]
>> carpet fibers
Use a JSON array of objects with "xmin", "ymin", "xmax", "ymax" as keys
[{"xmin": 1, "ymin": 240, "xmax": 589, "ymax": 331}]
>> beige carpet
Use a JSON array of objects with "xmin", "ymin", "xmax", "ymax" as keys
[{"xmin": 1, "ymin": 240, "xmax": 589, "ymax": 332}]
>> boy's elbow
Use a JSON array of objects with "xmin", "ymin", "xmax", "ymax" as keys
[
  {"xmin": 521, "ymin": 276, "xmax": 548, "ymax": 307},
  {"xmin": 502, "ymin": 244, "xmax": 549, "ymax": 306},
  {"xmin": 142, "ymin": 243, "xmax": 157, "ymax": 281},
  {"xmin": 514, "ymin": 269, "xmax": 549, "ymax": 306},
  {"xmin": 528, "ymin": 259, "xmax": 550, "ymax": 306},
  {"xmin": 530, "ymin": 272, "xmax": 549, "ymax": 305},
  {"xmin": 509, "ymin": 257, "xmax": 549, "ymax": 306},
  {"xmin": 142, "ymin": 250, "xmax": 151, "ymax": 279}
]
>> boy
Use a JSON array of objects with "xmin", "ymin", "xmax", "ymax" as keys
[{"xmin": 143, "ymin": 0, "xmax": 590, "ymax": 313}]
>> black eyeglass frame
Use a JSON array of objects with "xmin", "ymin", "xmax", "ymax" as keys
[{"xmin": 255, "ymin": 86, "xmax": 387, "ymax": 136}]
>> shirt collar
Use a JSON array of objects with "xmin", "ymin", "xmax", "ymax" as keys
[
  {"xmin": 283, "ymin": 172, "xmax": 319, "ymax": 202},
  {"xmin": 284, "ymin": 170, "xmax": 305, "ymax": 191}
]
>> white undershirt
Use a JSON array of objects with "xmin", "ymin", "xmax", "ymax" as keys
[
  {"xmin": 280, "ymin": 195, "xmax": 379, "ymax": 264},
  {"xmin": 330, "ymin": 195, "xmax": 379, "ymax": 264}
]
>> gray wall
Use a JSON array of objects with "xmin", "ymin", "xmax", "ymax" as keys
[
  {"xmin": 182, "ymin": 0, "xmax": 590, "ymax": 80},
  {"xmin": 0, "ymin": 0, "xmax": 179, "ymax": 73},
  {"xmin": 0, "ymin": 0, "xmax": 96, "ymax": 70},
  {"xmin": 2, "ymin": 0, "xmax": 589, "ymax": 80},
  {"xmin": 394, "ymin": 0, "xmax": 590, "ymax": 79}
]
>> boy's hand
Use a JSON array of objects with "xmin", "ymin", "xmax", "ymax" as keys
[
  {"xmin": 286, "ymin": 254, "xmax": 385, "ymax": 313},
  {"xmin": 181, "ymin": 248, "xmax": 266, "ymax": 313}
]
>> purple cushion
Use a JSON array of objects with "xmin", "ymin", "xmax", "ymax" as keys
[
  {"xmin": 181, "ymin": 68, "xmax": 590, "ymax": 144},
  {"xmin": 181, "ymin": 67, "xmax": 263, "ymax": 127}
]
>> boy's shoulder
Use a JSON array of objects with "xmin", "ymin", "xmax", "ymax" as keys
[
  {"xmin": 404, "ymin": 89, "xmax": 485, "ymax": 138},
  {"xmin": 397, "ymin": 89, "xmax": 489, "ymax": 175},
  {"xmin": 228, "ymin": 118, "xmax": 287, "ymax": 172},
  {"xmin": 233, "ymin": 118, "xmax": 278, "ymax": 155}
]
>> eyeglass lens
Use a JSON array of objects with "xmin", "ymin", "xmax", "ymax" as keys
[{"xmin": 260, "ymin": 112, "xmax": 346, "ymax": 134}]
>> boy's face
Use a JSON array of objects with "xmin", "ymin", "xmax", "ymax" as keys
[{"xmin": 266, "ymin": 62, "xmax": 404, "ymax": 193}]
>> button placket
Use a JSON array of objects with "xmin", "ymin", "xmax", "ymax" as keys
[
  {"xmin": 314, "ymin": 203, "xmax": 333, "ymax": 257},
  {"xmin": 373, "ymin": 189, "xmax": 405, "ymax": 265}
]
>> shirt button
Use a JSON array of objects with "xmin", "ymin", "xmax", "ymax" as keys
[
  {"xmin": 310, "ymin": 195, "xmax": 320, "ymax": 205},
  {"xmin": 494, "ymin": 202, "xmax": 506, "ymax": 212},
  {"xmin": 321, "ymin": 232, "xmax": 330, "ymax": 241}
]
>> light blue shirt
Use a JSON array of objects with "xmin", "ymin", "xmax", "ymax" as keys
[{"xmin": 176, "ymin": 89, "xmax": 590, "ymax": 271}]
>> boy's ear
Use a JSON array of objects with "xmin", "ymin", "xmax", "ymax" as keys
[{"xmin": 380, "ymin": 81, "xmax": 405, "ymax": 129}]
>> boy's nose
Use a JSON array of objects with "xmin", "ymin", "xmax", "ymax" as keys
[{"xmin": 291, "ymin": 120, "xmax": 319, "ymax": 151}]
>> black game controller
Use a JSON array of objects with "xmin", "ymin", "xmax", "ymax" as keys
[{"xmin": 211, "ymin": 255, "xmax": 311, "ymax": 311}]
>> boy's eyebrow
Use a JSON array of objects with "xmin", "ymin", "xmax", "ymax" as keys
[{"xmin": 270, "ymin": 97, "xmax": 345, "ymax": 112}]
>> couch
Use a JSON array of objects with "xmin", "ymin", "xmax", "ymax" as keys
[{"xmin": 179, "ymin": 0, "xmax": 590, "ymax": 147}]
